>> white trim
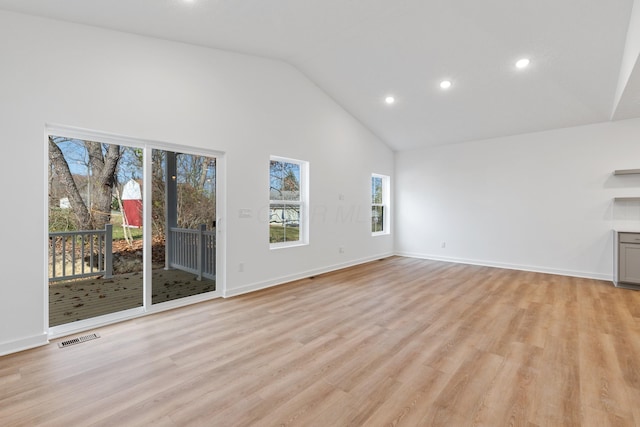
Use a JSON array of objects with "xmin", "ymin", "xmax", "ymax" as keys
[
  {"xmin": 224, "ymin": 252, "xmax": 394, "ymax": 298},
  {"xmin": 269, "ymin": 241, "xmax": 308, "ymax": 250},
  {"xmin": 43, "ymin": 129, "xmax": 51, "ymax": 336},
  {"xmin": 215, "ymin": 154, "xmax": 227, "ymax": 297},
  {"xmin": 613, "ymin": 229, "xmax": 619, "ymax": 285},
  {"xmin": 0, "ymin": 333, "xmax": 49, "ymax": 356},
  {"xmin": 147, "ymin": 290, "xmax": 222, "ymax": 313},
  {"xmin": 395, "ymin": 251, "xmax": 612, "ymax": 281},
  {"xmin": 49, "ymin": 307, "xmax": 146, "ymax": 339},
  {"xmin": 45, "ymin": 123, "xmax": 225, "ymax": 159},
  {"xmin": 143, "ymin": 146, "xmax": 153, "ymax": 308}
]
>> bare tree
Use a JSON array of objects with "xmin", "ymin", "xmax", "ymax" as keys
[
  {"xmin": 86, "ymin": 141, "xmax": 121, "ymax": 230},
  {"xmin": 198, "ymin": 157, "xmax": 212, "ymax": 188},
  {"xmin": 176, "ymin": 154, "xmax": 216, "ymax": 229},
  {"xmin": 151, "ymin": 149, "xmax": 167, "ymax": 237},
  {"xmin": 48, "ymin": 137, "xmax": 92, "ymax": 230},
  {"xmin": 48, "ymin": 136, "xmax": 121, "ymax": 230}
]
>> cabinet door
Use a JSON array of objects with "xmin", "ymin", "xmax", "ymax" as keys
[{"xmin": 620, "ymin": 243, "xmax": 640, "ymax": 284}]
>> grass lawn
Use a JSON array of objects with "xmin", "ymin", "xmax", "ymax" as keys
[
  {"xmin": 111, "ymin": 212, "xmax": 143, "ymax": 241},
  {"xmin": 269, "ymin": 225, "xmax": 300, "ymax": 243}
]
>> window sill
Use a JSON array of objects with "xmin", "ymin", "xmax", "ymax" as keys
[{"xmin": 270, "ymin": 241, "xmax": 309, "ymax": 250}]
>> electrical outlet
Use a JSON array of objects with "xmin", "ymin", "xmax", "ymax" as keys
[
  {"xmin": 238, "ymin": 263, "xmax": 244, "ymax": 272},
  {"xmin": 441, "ymin": 242, "xmax": 446, "ymax": 248},
  {"xmin": 339, "ymin": 247, "xmax": 345, "ymax": 254}
]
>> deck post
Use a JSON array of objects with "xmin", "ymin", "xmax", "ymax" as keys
[
  {"xmin": 197, "ymin": 224, "xmax": 205, "ymax": 281},
  {"xmin": 104, "ymin": 224, "xmax": 113, "ymax": 279},
  {"xmin": 165, "ymin": 151, "xmax": 178, "ymax": 271}
]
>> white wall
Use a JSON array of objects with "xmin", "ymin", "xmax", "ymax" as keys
[
  {"xmin": 396, "ymin": 119, "xmax": 640, "ymax": 279},
  {"xmin": 0, "ymin": 11, "xmax": 394, "ymax": 354}
]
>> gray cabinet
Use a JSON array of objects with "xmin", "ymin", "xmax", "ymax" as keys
[{"xmin": 619, "ymin": 232, "xmax": 640, "ymax": 286}]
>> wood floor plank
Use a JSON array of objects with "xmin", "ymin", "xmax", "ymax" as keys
[{"xmin": 2, "ymin": 256, "xmax": 639, "ymax": 426}]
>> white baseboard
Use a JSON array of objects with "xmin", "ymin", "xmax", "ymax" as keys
[
  {"xmin": 223, "ymin": 253, "xmax": 394, "ymax": 298},
  {"xmin": 0, "ymin": 333, "xmax": 49, "ymax": 357},
  {"xmin": 395, "ymin": 251, "xmax": 612, "ymax": 282},
  {"xmin": 613, "ymin": 281, "xmax": 640, "ymax": 290}
]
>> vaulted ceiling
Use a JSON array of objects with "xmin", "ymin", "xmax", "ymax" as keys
[{"xmin": 0, "ymin": 0, "xmax": 638, "ymax": 151}]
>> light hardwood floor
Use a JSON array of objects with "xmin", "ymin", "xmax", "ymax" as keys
[{"xmin": 3, "ymin": 256, "xmax": 640, "ymax": 426}]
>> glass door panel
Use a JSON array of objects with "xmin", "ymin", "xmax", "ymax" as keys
[
  {"xmin": 151, "ymin": 149, "xmax": 216, "ymax": 304},
  {"xmin": 48, "ymin": 137, "xmax": 144, "ymax": 326}
]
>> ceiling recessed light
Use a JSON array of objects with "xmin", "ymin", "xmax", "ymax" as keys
[
  {"xmin": 515, "ymin": 58, "xmax": 530, "ymax": 69},
  {"xmin": 385, "ymin": 96, "xmax": 395, "ymax": 105},
  {"xmin": 440, "ymin": 80, "xmax": 452, "ymax": 90}
]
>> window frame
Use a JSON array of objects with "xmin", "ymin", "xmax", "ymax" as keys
[
  {"xmin": 269, "ymin": 155, "xmax": 309, "ymax": 249},
  {"xmin": 371, "ymin": 173, "xmax": 390, "ymax": 236}
]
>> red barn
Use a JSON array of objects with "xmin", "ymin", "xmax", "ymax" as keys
[{"xmin": 121, "ymin": 179, "xmax": 142, "ymax": 228}]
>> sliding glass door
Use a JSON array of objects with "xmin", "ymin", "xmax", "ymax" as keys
[
  {"xmin": 48, "ymin": 130, "xmax": 219, "ymax": 329},
  {"xmin": 150, "ymin": 149, "xmax": 217, "ymax": 304}
]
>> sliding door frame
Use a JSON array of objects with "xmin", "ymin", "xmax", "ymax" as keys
[{"xmin": 45, "ymin": 124, "xmax": 225, "ymax": 339}]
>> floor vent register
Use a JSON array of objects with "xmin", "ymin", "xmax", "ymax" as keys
[{"xmin": 58, "ymin": 333, "xmax": 101, "ymax": 348}]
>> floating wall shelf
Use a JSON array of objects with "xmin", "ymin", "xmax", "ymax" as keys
[
  {"xmin": 613, "ymin": 169, "xmax": 640, "ymax": 203},
  {"xmin": 614, "ymin": 169, "xmax": 640, "ymax": 175}
]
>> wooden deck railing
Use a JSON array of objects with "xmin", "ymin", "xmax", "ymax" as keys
[
  {"xmin": 169, "ymin": 224, "xmax": 216, "ymax": 281},
  {"xmin": 49, "ymin": 224, "xmax": 113, "ymax": 282},
  {"xmin": 49, "ymin": 223, "xmax": 215, "ymax": 282}
]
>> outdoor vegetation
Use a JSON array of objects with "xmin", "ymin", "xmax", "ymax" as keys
[
  {"xmin": 49, "ymin": 137, "xmax": 216, "ymax": 238},
  {"xmin": 48, "ymin": 137, "xmax": 217, "ymax": 277},
  {"xmin": 269, "ymin": 224, "xmax": 300, "ymax": 243},
  {"xmin": 111, "ymin": 212, "xmax": 143, "ymax": 241}
]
